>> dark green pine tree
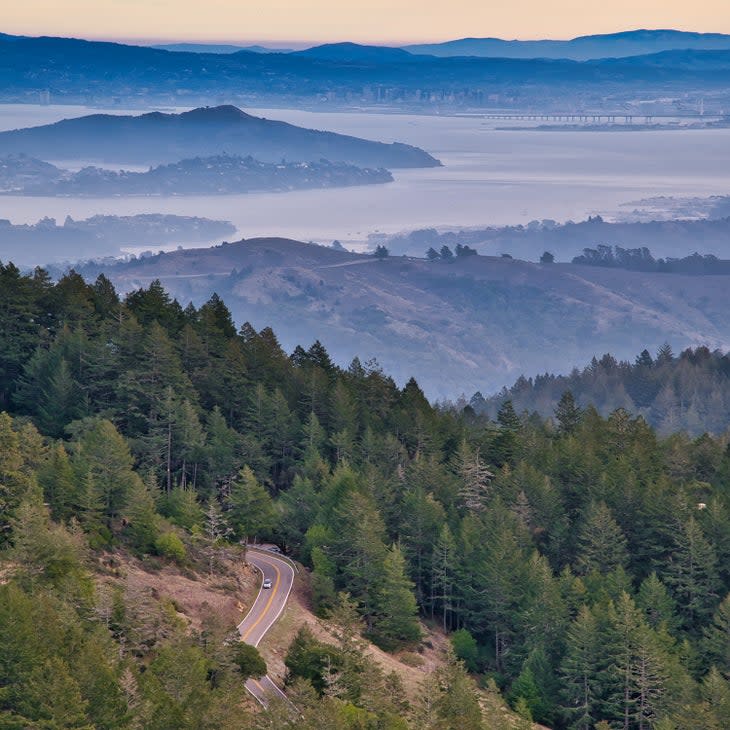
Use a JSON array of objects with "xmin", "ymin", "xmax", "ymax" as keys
[
  {"xmin": 702, "ymin": 592, "xmax": 730, "ymax": 677},
  {"xmin": 664, "ymin": 515, "xmax": 720, "ymax": 629},
  {"xmin": 37, "ymin": 444, "xmax": 78, "ymax": 523},
  {"xmin": 0, "ymin": 262, "xmax": 43, "ymax": 409},
  {"xmin": 574, "ymin": 501, "xmax": 629, "ymax": 576},
  {"xmin": 600, "ymin": 592, "xmax": 677, "ymax": 730},
  {"xmin": 636, "ymin": 572, "xmax": 680, "ymax": 634},
  {"xmin": 204, "ymin": 406, "xmax": 241, "ymax": 493},
  {"xmin": 370, "ymin": 544, "xmax": 421, "ymax": 651},
  {"xmin": 124, "ymin": 279, "xmax": 184, "ymax": 335},
  {"xmin": 68, "ymin": 418, "xmax": 140, "ymax": 523},
  {"xmin": 227, "ymin": 465, "xmax": 276, "ymax": 541},
  {"xmin": 494, "ymin": 400, "xmax": 522, "ymax": 465},
  {"xmin": 431, "ymin": 523, "xmax": 458, "ymax": 630},
  {"xmin": 555, "ymin": 391, "xmax": 583, "ymax": 435},
  {"xmin": 560, "ymin": 604, "xmax": 602, "ymax": 730},
  {"xmin": 398, "ymin": 485, "xmax": 445, "ymax": 608},
  {"xmin": 0, "ymin": 412, "xmax": 34, "ymax": 543},
  {"xmin": 123, "ymin": 474, "xmax": 160, "ymax": 554}
]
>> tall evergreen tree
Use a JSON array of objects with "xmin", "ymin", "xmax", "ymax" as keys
[
  {"xmin": 227, "ymin": 465, "xmax": 276, "ymax": 541},
  {"xmin": 555, "ymin": 391, "xmax": 583, "ymax": 435},
  {"xmin": 370, "ymin": 544, "xmax": 421, "ymax": 650},
  {"xmin": 574, "ymin": 501, "xmax": 629, "ymax": 576}
]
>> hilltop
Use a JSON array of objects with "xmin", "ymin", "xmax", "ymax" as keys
[
  {"xmin": 0, "ymin": 105, "xmax": 441, "ymax": 167},
  {"xmin": 79, "ymin": 237, "xmax": 730, "ymax": 399}
]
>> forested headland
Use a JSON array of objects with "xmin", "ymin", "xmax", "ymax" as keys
[{"xmin": 1, "ymin": 261, "xmax": 729, "ymax": 729}]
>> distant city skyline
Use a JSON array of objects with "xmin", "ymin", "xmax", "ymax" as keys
[{"xmin": 4, "ymin": 1, "xmax": 730, "ymax": 45}]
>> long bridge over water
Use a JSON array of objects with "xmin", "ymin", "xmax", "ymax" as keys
[{"xmin": 474, "ymin": 112, "xmax": 725, "ymax": 124}]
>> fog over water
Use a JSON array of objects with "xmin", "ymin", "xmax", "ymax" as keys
[{"xmin": 1, "ymin": 103, "xmax": 730, "ymax": 253}]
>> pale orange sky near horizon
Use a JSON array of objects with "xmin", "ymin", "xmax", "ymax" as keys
[{"xmin": 4, "ymin": 1, "xmax": 730, "ymax": 44}]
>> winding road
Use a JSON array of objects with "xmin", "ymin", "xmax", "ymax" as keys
[{"xmin": 238, "ymin": 547, "xmax": 296, "ymax": 707}]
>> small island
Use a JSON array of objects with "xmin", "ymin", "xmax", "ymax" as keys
[{"xmin": 0, "ymin": 153, "xmax": 394, "ymax": 197}]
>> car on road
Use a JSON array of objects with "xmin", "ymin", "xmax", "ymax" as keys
[{"xmin": 262, "ymin": 578, "xmax": 272, "ymax": 589}]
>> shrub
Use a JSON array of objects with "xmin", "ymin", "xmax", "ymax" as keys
[
  {"xmin": 451, "ymin": 628, "xmax": 479, "ymax": 672},
  {"xmin": 154, "ymin": 531, "xmax": 187, "ymax": 562}
]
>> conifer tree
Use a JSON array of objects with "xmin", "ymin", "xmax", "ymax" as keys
[
  {"xmin": 370, "ymin": 544, "xmax": 421, "ymax": 650},
  {"xmin": 664, "ymin": 515, "xmax": 720, "ymax": 628},
  {"xmin": 555, "ymin": 390, "xmax": 583, "ymax": 435},
  {"xmin": 560, "ymin": 604, "xmax": 602, "ymax": 730},
  {"xmin": 124, "ymin": 475, "xmax": 160, "ymax": 554},
  {"xmin": 574, "ymin": 501, "xmax": 629, "ymax": 576},
  {"xmin": 69, "ymin": 418, "xmax": 139, "ymax": 522},
  {"xmin": 38, "ymin": 443, "xmax": 78, "ymax": 522},
  {"xmin": 703, "ymin": 592, "xmax": 730, "ymax": 677},
  {"xmin": 431, "ymin": 523, "xmax": 458, "ymax": 630},
  {"xmin": 427, "ymin": 649, "xmax": 484, "ymax": 730},
  {"xmin": 637, "ymin": 573, "xmax": 679, "ymax": 633},
  {"xmin": 0, "ymin": 412, "xmax": 35, "ymax": 542},
  {"xmin": 227, "ymin": 465, "xmax": 276, "ymax": 541}
]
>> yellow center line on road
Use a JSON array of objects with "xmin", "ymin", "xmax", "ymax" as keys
[
  {"xmin": 242, "ymin": 559, "xmax": 281, "ymax": 643},
  {"xmin": 252, "ymin": 678, "xmax": 266, "ymax": 694}
]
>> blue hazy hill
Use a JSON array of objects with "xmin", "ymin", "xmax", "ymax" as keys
[
  {"xmin": 152, "ymin": 42, "xmax": 293, "ymax": 54},
  {"xmin": 1, "ymin": 32, "xmax": 729, "ymax": 108},
  {"xmin": 404, "ymin": 29, "xmax": 730, "ymax": 60},
  {"xmin": 0, "ymin": 105, "xmax": 441, "ymax": 167}
]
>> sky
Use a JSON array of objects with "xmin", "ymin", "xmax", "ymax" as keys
[{"xmin": 4, "ymin": 0, "xmax": 730, "ymax": 45}]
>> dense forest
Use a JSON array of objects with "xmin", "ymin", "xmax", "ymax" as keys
[
  {"xmin": 473, "ymin": 345, "xmax": 730, "ymax": 435},
  {"xmin": 1, "ymin": 261, "xmax": 729, "ymax": 729}
]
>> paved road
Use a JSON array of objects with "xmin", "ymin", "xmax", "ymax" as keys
[{"xmin": 238, "ymin": 548, "xmax": 296, "ymax": 707}]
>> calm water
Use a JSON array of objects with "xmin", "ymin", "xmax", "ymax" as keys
[{"xmin": 1, "ymin": 103, "xmax": 729, "ymax": 252}]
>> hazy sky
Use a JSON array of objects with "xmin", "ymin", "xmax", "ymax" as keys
[{"xmin": 5, "ymin": 1, "xmax": 730, "ymax": 44}]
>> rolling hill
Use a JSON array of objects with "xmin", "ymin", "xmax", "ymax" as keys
[
  {"xmin": 0, "ymin": 105, "xmax": 441, "ymax": 167},
  {"xmin": 79, "ymin": 237, "xmax": 730, "ymax": 399}
]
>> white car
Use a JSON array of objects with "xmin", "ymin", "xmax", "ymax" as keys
[{"xmin": 262, "ymin": 578, "xmax": 272, "ymax": 589}]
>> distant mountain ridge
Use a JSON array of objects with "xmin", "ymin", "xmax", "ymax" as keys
[
  {"xmin": 152, "ymin": 42, "xmax": 294, "ymax": 54},
  {"xmin": 0, "ymin": 105, "xmax": 441, "ymax": 167},
  {"xmin": 1, "ymin": 30, "xmax": 729, "ymax": 109},
  {"xmin": 404, "ymin": 29, "xmax": 730, "ymax": 60},
  {"xmin": 292, "ymin": 42, "xmax": 418, "ymax": 63}
]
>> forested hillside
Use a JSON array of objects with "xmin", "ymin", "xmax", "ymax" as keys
[
  {"xmin": 1, "ymin": 261, "xmax": 729, "ymax": 729},
  {"xmin": 78, "ymin": 237, "xmax": 730, "ymax": 400},
  {"xmin": 474, "ymin": 345, "xmax": 730, "ymax": 435}
]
